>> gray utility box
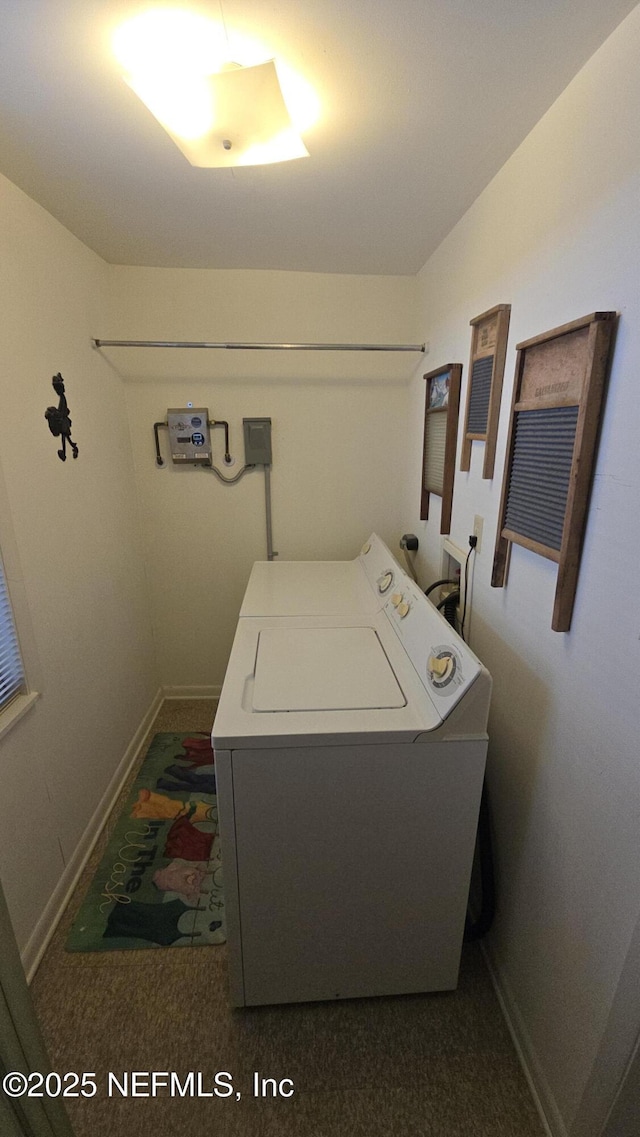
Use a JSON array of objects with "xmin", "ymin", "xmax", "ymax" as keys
[
  {"xmin": 243, "ymin": 418, "xmax": 272, "ymax": 465},
  {"xmin": 167, "ymin": 408, "xmax": 211, "ymax": 464}
]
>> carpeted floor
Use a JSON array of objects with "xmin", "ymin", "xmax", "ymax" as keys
[{"xmin": 31, "ymin": 700, "xmax": 544, "ymax": 1137}]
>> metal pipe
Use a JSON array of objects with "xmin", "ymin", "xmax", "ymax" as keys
[
  {"xmin": 202, "ymin": 463, "xmax": 254, "ymax": 485},
  {"xmin": 402, "ymin": 548, "xmax": 418, "ymax": 583},
  {"xmin": 264, "ymin": 464, "xmax": 277, "ymax": 561},
  {"xmin": 93, "ymin": 339, "xmax": 425, "ymax": 353},
  {"xmin": 208, "ymin": 419, "xmax": 231, "ymax": 463},
  {"xmin": 153, "ymin": 421, "xmax": 167, "ymax": 467}
]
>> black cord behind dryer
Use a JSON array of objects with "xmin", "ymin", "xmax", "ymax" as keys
[{"xmin": 425, "ymin": 576, "xmax": 495, "ymax": 941}]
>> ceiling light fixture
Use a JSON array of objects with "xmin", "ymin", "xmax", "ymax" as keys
[{"xmin": 112, "ymin": 9, "xmax": 314, "ymax": 168}]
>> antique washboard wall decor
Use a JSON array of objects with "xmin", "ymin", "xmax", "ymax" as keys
[
  {"xmin": 492, "ymin": 312, "xmax": 616, "ymax": 631},
  {"xmin": 460, "ymin": 304, "xmax": 511, "ymax": 479},
  {"xmin": 420, "ymin": 364, "xmax": 462, "ymax": 534}
]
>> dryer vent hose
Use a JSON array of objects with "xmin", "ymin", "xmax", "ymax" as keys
[{"xmin": 425, "ymin": 579, "xmax": 459, "ymax": 632}]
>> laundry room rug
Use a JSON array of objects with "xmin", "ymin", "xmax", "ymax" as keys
[{"xmin": 66, "ymin": 732, "xmax": 225, "ymax": 952}]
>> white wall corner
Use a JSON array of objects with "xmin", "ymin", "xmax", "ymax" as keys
[
  {"xmin": 22, "ymin": 687, "xmax": 164, "ymax": 982},
  {"xmin": 482, "ymin": 941, "xmax": 567, "ymax": 1137}
]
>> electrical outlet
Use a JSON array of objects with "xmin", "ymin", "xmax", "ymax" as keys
[{"xmin": 473, "ymin": 515, "xmax": 484, "ymax": 554}]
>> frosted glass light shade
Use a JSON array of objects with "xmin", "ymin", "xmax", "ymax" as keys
[{"xmin": 130, "ymin": 60, "xmax": 309, "ymax": 168}]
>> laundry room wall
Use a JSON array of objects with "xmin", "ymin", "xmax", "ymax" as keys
[
  {"xmin": 401, "ymin": 6, "xmax": 640, "ymax": 1137},
  {"xmin": 104, "ymin": 267, "xmax": 417, "ymax": 690},
  {"xmin": 0, "ymin": 174, "xmax": 158, "ymax": 965}
]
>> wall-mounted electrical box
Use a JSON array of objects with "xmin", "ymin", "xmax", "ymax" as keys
[
  {"xmin": 167, "ymin": 408, "xmax": 211, "ymax": 464},
  {"xmin": 243, "ymin": 417, "xmax": 272, "ymax": 465}
]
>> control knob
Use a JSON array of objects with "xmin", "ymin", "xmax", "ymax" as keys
[
  {"xmin": 377, "ymin": 571, "xmax": 394, "ymax": 594},
  {"xmin": 428, "ymin": 653, "xmax": 454, "ymax": 683}
]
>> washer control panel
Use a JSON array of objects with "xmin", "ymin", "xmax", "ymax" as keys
[
  {"xmin": 427, "ymin": 647, "xmax": 462, "ymax": 691},
  {"xmin": 384, "ymin": 577, "xmax": 481, "ymax": 707},
  {"xmin": 391, "ymin": 592, "xmax": 411, "ymax": 617}
]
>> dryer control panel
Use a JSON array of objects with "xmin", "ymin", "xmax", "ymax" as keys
[
  {"xmin": 384, "ymin": 576, "xmax": 482, "ymax": 707},
  {"xmin": 358, "ymin": 534, "xmax": 403, "ymax": 598}
]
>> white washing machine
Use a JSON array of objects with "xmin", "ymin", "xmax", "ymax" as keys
[
  {"xmin": 239, "ymin": 533, "xmax": 405, "ymax": 618},
  {"xmin": 213, "ymin": 571, "xmax": 491, "ymax": 1008}
]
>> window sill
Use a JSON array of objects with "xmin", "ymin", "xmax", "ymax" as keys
[{"xmin": 0, "ymin": 691, "xmax": 40, "ymax": 742}]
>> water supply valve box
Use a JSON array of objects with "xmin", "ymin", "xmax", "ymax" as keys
[{"xmin": 167, "ymin": 408, "xmax": 211, "ymax": 464}]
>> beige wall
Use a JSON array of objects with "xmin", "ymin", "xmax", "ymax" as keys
[
  {"xmin": 0, "ymin": 175, "xmax": 157, "ymax": 957},
  {"xmin": 107, "ymin": 267, "xmax": 417, "ymax": 687},
  {"xmin": 401, "ymin": 7, "xmax": 640, "ymax": 1135},
  {"xmin": 102, "ymin": 267, "xmax": 419, "ymax": 384}
]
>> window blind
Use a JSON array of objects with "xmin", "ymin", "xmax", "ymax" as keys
[{"xmin": 0, "ymin": 558, "xmax": 25, "ymax": 710}]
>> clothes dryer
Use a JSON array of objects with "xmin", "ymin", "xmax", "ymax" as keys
[{"xmin": 239, "ymin": 533, "xmax": 406, "ymax": 618}]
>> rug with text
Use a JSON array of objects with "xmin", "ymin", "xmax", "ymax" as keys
[{"xmin": 66, "ymin": 732, "xmax": 225, "ymax": 952}]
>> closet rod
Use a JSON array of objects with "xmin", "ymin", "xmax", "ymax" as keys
[{"xmin": 92, "ymin": 339, "xmax": 425, "ymax": 353}]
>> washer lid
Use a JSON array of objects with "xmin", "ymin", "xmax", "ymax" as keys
[{"xmin": 253, "ymin": 627, "xmax": 407, "ymax": 712}]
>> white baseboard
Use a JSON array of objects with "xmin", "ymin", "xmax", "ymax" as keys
[
  {"xmin": 481, "ymin": 940, "xmax": 567, "ymax": 1137},
  {"xmin": 23, "ymin": 687, "xmax": 164, "ymax": 983},
  {"xmin": 162, "ymin": 685, "xmax": 221, "ymax": 700}
]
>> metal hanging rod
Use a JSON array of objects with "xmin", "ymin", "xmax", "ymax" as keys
[{"xmin": 92, "ymin": 339, "xmax": 425, "ymax": 353}]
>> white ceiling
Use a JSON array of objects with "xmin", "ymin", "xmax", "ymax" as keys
[{"xmin": 0, "ymin": 0, "xmax": 636, "ymax": 275}]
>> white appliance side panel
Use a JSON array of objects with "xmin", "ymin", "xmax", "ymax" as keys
[
  {"xmin": 212, "ymin": 748, "xmax": 245, "ymax": 1006},
  {"xmin": 230, "ymin": 739, "xmax": 487, "ymax": 1006}
]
